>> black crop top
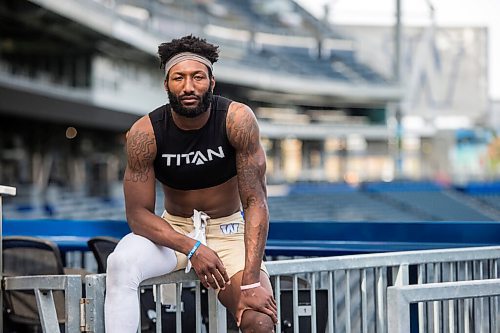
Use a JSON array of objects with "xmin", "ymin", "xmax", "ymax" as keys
[{"xmin": 149, "ymin": 95, "xmax": 237, "ymax": 190}]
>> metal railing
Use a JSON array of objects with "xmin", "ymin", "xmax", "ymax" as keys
[
  {"xmin": 1, "ymin": 246, "xmax": 499, "ymax": 332},
  {"xmin": 84, "ymin": 270, "xmax": 227, "ymax": 333},
  {"xmin": 83, "ymin": 246, "xmax": 500, "ymax": 333},
  {"xmin": 3, "ymin": 274, "xmax": 82, "ymax": 333},
  {"xmin": 387, "ymin": 278, "xmax": 500, "ymax": 333},
  {"xmin": 266, "ymin": 247, "xmax": 500, "ymax": 333},
  {"xmin": 2, "ymin": 184, "xmax": 82, "ymax": 333},
  {"xmin": 3, "ymin": 246, "xmax": 496, "ymax": 332},
  {"xmin": 0, "ymin": 185, "xmax": 16, "ymax": 330}
]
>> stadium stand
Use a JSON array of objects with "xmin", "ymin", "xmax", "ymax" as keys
[
  {"xmin": 362, "ymin": 181, "xmax": 500, "ymax": 221},
  {"xmin": 268, "ymin": 191, "xmax": 424, "ymax": 221},
  {"xmin": 3, "ymin": 181, "xmax": 500, "ymax": 222}
]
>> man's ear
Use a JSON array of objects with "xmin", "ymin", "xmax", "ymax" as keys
[
  {"xmin": 164, "ymin": 78, "xmax": 169, "ymax": 91},
  {"xmin": 210, "ymin": 76, "xmax": 216, "ymax": 92}
]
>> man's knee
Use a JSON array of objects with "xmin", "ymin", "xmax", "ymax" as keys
[
  {"xmin": 106, "ymin": 250, "xmax": 130, "ymax": 274},
  {"xmin": 106, "ymin": 250, "xmax": 142, "ymax": 286},
  {"xmin": 239, "ymin": 310, "xmax": 275, "ymax": 333}
]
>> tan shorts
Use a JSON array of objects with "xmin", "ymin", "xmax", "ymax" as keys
[{"xmin": 162, "ymin": 211, "xmax": 268, "ymax": 279}]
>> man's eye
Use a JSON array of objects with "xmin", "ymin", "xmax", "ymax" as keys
[
  {"xmin": 173, "ymin": 77, "xmax": 182, "ymax": 81},
  {"xmin": 194, "ymin": 76, "xmax": 203, "ymax": 80}
]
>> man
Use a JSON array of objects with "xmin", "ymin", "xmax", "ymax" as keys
[{"xmin": 105, "ymin": 35, "xmax": 277, "ymax": 332}]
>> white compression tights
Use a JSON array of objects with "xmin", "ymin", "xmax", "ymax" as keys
[{"xmin": 104, "ymin": 233, "xmax": 178, "ymax": 333}]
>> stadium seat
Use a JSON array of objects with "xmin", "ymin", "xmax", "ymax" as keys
[{"xmin": 87, "ymin": 236, "xmax": 120, "ymax": 274}]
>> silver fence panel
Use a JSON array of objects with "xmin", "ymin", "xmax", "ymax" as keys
[
  {"xmin": 387, "ymin": 278, "xmax": 500, "ymax": 333},
  {"xmin": 265, "ymin": 246, "xmax": 500, "ymax": 333},
  {"xmin": 3, "ymin": 274, "xmax": 82, "ymax": 333},
  {"xmin": 413, "ymin": 258, "xmax": 500, "ymax": 333},
  {"xmin": 85, "ymin": 270, "xmax": 222, "ymax": 333},
  {"xmin": 142, "ymin": 270, "xmax": 224, "ymax": 333}
]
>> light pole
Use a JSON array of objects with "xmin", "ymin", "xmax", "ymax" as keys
[{"xmin": 394, "ymin": 0, "xmax": 404, "ymax": 179}]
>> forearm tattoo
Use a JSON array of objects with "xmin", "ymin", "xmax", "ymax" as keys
[
  {"xmin": 125, "ymin": 131, "xmax": 155, "ymax": 183},
  {"xmin": 228, "ymin": 106, "xmax": 269, "ymax": 275}
]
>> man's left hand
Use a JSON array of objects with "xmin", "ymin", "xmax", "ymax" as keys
[{"xmin": 235, "ymin": 286, "xmax": 278, "ymax": 326}]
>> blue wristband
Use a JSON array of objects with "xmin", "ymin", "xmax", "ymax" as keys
[{"xmin": 187, "ymin": 240, "xmax": 201, "ymax": 260}]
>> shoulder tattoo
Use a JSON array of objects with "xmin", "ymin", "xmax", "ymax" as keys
[
  {"xmin": 227, "ymin": 106, "xmax": 258, "ymax": 152},
  {"xmin": 125, "ymin": 131, "xmax": 155, "ymax": 183}
]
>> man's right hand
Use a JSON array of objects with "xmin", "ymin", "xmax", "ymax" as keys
[{"xmin": 190, "ymin": 244, "xmax": 230, "ymax": 290}]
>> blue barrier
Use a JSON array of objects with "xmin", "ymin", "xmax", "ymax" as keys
[
  {"xmin": 267, "ymin": 220, "xmax": 500, "ymax": 255},
  {"xmin": 3, "ymin": 219, "xmax": 130, "ymax": 251},
  {"xmin": 4, "ymin": 219, "xmax": 500, "ymax": 256},
  {"xmin": 455, "ymin": 181, "xmax": 500, "ymax": 194}
]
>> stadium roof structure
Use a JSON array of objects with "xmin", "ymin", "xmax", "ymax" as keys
[
  {"xmin": 0, "ymin": 0, "xmax": 402, "ymax": 131},
  {"xmin": 31, "ymin": 0, "xmax": 400, "ymax": 101}
]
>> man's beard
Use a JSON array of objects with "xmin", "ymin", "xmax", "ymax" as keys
[{"xmin": 168, "ymin": 88, "xmax": 213, "ymax": 118}]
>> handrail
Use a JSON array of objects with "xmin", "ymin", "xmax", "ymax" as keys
[{"xmin": 266, "ymin": 245, "xmax": 500, "ymax": 274}]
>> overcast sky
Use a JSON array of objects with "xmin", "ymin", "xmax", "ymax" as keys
[{"xmin": 296, "ymin": 0, "xmax": 500, "ymax": 100}]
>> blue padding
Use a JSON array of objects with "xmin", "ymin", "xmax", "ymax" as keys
[
  {"xmin": 362, "ymin": 181, "xmax": 443, "ymax": 192},
  {"xmin": 3, "ymin": 219, "xmax": 131, "ymax": 251},
  {"xmin": 267, "ymin": 220, "xmax": 500, "ymax": 255},
  {"xmin": 5, "ymin": 219, "xmax": 500, "ymax": 257},
  {"xmin": 456, "ymin": 181, "xmax": 500, "ymax": 194}
]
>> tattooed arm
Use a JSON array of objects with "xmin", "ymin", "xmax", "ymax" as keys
[
  {"xmin": 227, "ymin": 103, "xmax": 276, "ymax": 323},
  {"xmin": 227, "ymin": 103, "xmax": 270, "ymax": 281},
  {"xmin": 124, "ymin": 117, "xmax": 196, "ymax": 252},
  {"xmin": 124, "ymin": 116, "xmax": 229, "ymax": 290}
]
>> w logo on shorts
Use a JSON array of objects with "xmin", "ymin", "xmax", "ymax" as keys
[{"xmin": 220, "ymin": 223, "xmax": 239, "ymax": 235}]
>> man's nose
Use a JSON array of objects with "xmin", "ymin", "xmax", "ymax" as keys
[{"xmin": 182, "ymin": 78, "xmax": 195, "ymax": 94}]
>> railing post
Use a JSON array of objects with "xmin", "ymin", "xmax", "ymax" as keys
[
  {"xmin": 65, "ymin": 275, "xmax": 83, "ymax": 333},
  {"xmin": 388, "ymin": 264, "xmax": 409, "ymax": 333},
  {"xmin": 35, "ymin": 289, "xmax": 62, "ymax": 333},
  {"xmin": 208, "ymin": 288, "xmax": 227, "ymax": 332},
  {"xmin": 0, "ymin": 185, "xmax": 16, "ymax": 331},
  {"xmin": 84, "ymin": 274, "xmax": 106, "ymax": 333},
  {"xmin": 393, "ymin": 264, "xmax": 409, "ymax": 287},
  {"xmin": 387, "ymin": 287, "xmax": 410, "ymax": 333}
]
